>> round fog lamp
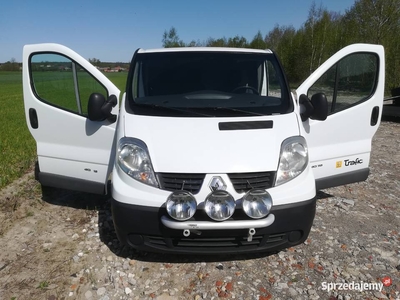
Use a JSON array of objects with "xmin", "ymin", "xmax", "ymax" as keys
[
  {"xmin": 243, "ymin": 189, "xmax": 272, "ymax": 219},
  {"xmin": 205, "ymin": 190, "xmax": 235, "ymax": 221},
  {"xmin": 166, "ymin": 191, "xmax": 197, "ymax": 221}
]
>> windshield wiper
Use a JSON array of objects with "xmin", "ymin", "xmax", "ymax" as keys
[
  {"xmin": 212, "ymin": 107, "xmax": 266, "ymax": 116},
  {"xmin": 135, "ymin": 103, "xmax": 213, "ymax": 117}
]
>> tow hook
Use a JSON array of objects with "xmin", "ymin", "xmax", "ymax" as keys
[
  {"xmin": 248, "ymin": 228, "xmax": 256, "ymax": 242},
  {"xmin": 183, "ymin": 229, "xmax": 201, "ymax": 237}
]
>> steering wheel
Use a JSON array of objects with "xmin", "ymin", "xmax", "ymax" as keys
[{"xmin": 232, "ymin": 85, "xmax": 259, "ymax": 95}]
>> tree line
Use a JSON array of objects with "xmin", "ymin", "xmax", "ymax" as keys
[
  {"xmin": 0, "ymin": 58, "xmax": 21, "ymax": 71},
  {"xmin": 162, "ymin": 0, "xmax": 400, "ymax": 92}
]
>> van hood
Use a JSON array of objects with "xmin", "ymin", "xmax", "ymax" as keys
[{"xmin": 123, "ymin": 114, "xmax": 300, "ymax": 173}]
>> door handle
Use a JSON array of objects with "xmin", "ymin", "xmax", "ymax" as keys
[
  {"xmin": 29, "ymin": 108, "xmax": 39, "ymax": 129},
  {"xmin": 370, "ymin": 106, "xmax": 379, "ymax": 126}
]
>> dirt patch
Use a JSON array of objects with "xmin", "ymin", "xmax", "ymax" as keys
[{"xmin": 0, "ymin": 171, "xmax": 106, "ymax": 299}]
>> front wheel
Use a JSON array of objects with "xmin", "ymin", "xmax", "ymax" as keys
[
  {"xmin": 34, "ymin": 160, "xmax": 40, "ymax": 181},
  {"xmin": 391, "ymin": 87, "xmax": 400, "ymax": 106}
]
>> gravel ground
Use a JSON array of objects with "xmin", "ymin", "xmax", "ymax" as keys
[{"xmin": 0, "ymin": 120, "xmax": 399, "ymax": 300}]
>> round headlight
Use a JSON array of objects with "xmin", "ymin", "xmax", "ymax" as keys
[
  {"xmin": 205, "ymin": 190, "xmax": 235, "ymax": 221},
  {"xmin": 242, "ymin": 189, "xmax": 272, "ymax": 219},
  {"xmin": 166, "ymin": 191, "xmax": 197, "ymax": 221}
]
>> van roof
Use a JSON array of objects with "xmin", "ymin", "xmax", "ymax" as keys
[{"xmin": 137, "ymin": 47, "xmax": 273, "ymax": 54}]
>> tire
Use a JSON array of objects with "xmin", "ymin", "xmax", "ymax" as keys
[
  {"xmin": 391, "ymin": 87, "xmax": 400, "ymax": 106},
  {"xmin": 34, "ymin": 160, "xmax": 40, "ymax": 181}
]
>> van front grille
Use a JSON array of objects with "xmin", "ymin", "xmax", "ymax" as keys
[
  {"xmin": 157, "ymin": 172, "xmax": 275, "ymax": 194},
  {"xmin": 157, "ymin": 173, "xmax": 206, "ymax": 194},
  {"xmin": 228, "ymin": 172, "xmax": 275, "ymax": 193}
]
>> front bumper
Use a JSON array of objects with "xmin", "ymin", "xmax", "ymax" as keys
[{"xmin": 111, "ymin": 197, "xmax": 316, "ymax": 254}]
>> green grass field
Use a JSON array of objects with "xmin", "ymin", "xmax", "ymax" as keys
[{"xmin": 0, "ymin": 71, "xmax": 127, "ymax": 190}]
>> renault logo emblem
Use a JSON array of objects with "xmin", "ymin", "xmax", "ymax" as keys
[{"xmin": 209, "ymin": 176, "xmax": 227, "ymax": 191}]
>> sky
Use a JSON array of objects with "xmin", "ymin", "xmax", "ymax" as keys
[{"xmin": 0, "ymin": 0, "xmax": 356, "ymax": 63}]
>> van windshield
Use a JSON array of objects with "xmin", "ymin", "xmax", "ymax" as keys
[{"xmin": 128, "ymin": 51, "xmax": 292, "ymax": 117}]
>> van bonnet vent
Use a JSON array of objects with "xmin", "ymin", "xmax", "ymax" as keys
[{"xmin": 219, "ymin": 120, "xmax": 273, "ymax": 131}]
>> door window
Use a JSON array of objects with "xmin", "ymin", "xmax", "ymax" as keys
[
  {"xmin": 30, "ymin": 53, "xmax": 107, "ymax": 116},
  {"xmin": 308, "ymin": 53, "xmax": 378, "ymax": 114}
]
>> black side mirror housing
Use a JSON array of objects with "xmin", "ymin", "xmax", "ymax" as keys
[
  {"xmin": 310, "ymin": 93, "xmax": 328, "ymax": 121},
  {"xmin": 88, "ymin": 93, "xmax": 117, "ymax": 122},
  {"xmin": 299, "ymin": 93, "xmax": 328, "ymax": 121}
]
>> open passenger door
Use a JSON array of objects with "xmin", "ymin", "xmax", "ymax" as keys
[
  {"xmin": 23, "ymin": 44, "xmax": 120, "ymax": 194},
  {"xmin": 296, "ymin": 44, "xmax": 385, "ymax": 190}
]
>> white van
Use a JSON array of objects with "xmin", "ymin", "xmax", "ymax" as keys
[{"xmin": 23, "ymin": 44, "xmax": 384, "ymax": 254}]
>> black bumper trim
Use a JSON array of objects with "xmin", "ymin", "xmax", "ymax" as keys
[
  {"xmin": 111, "ymin": 197, "xmax": 316, "ymax": 254},
  {"xmin": 315, "ymin": 168, "xmax": 369, "ymax": 190},
  {"xmin": 39, "ymin": 172, "xmax": 105, "ymax": 195}
]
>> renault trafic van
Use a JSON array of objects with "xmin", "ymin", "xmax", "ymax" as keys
[{"xmin": 23, "ymin": 43, "xmax": 384, "ymax": 254}]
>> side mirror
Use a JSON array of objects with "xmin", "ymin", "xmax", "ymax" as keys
[
  {"xmin": 310, "ymin": 93, "xmax": 328, "ymax": 121},
  {"xmin": 87, "ymin": 93, "xmax": 117, "ymax": 122},
  {"xmin": 299, "ymin": 93, "xmax": 328, "ymax": 121}
]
